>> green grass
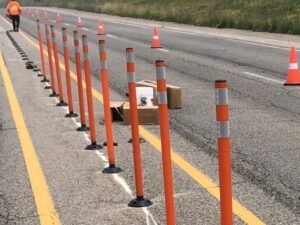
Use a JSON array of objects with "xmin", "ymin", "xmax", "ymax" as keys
[{"xmin": 21, "ymin": 0, "xmax": 300, "ymax": 34}]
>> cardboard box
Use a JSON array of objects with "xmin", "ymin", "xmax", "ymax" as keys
[
  {"xmin": 110, "ymin": 101, "xmax": 126, "ymax": 121},
  {"xmin": 136, "ymin": 80, "xmax": 182, "ymax": 109},
  {"xmin": 122, "ymin": 102, "xmax": 159, "ymax": 125}
]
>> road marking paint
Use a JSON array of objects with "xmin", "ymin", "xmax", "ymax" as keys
[
  {"xmin": 158, "ymin": 48, "xmax": 169, "ymax": 52},
  {"xmin": 243, "ymin": 72, "xmax": 283, "ymax": 84},
  {"xmin": 8, "ymin": 15, "xmax": 266, "ymax": 224},
  {"xmin": 107, "ymin": 34, "xmax": 118, "ymax": 39},
  {"xmin": 64, "ymin": 23, "xmax": 70, "ymax": 26},
  {"xmin": 52, "ymin": 20, "xmax": 56, "ymax": 23},
  {"xmin": 108, "ymin": 20, "xmax": 152, "ymax": 30},
  {"xmin": 82, "ymin": 27, "xmax": 89, "ymax": 31},
  {"xmin": 0, "ymin": 51, "xmax": 61, "ymax": 225}
]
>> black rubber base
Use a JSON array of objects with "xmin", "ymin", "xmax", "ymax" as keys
[
  {"xmin": 151, "ymin": 46, "xmax": 162, "ymax": 49},
  {"xmin": 33, "ymin": 68, "xmax": 40, "ymax": 72},
  {"xmin": 44, "ymin": 86, "xmax": 52, "ymax": 89},
  {"xmin": 49, "ymin": 92, "xmax": 59, "ymax": 97},
  {"xmin": 128, "ymin": 196, "xmax": 153, "ymax": 208},
  {"xmin": 23, "ymin": 58, "xmax": 29, "ymax": 60},
  {"xmin": 76, "ymin": 125, "xmax": 90, "ymax": 132},
  {"xmin": 40, "ymin": 78, "xmax": 49, "ymax": 82},
  {"xmin": 102, "ymin": 165, "xmax": 123, "ymax": 174},
  {"xmin": 85, "ymin": 142, "xmax": 103, "ymax": 150},
  {"xmin": 56, "ymin": 101, "xmax": 68, "ymax": 107},
  {"xmin": 284, "ymin": 83, "xmax": 300, "ymax": 86},
  {"xmin": 103, "ymin": 141, "xmax": 118, "ymax": 147},
  {"xmin": 128, "ymin": 138, "xmax": 146, "ymax": 144},
  {"xmin": 65, "ymin": 112, "xmax": 78, "ymax": 118},
  {"xmin": 37, "ymin": 73, "xmax": 43, "ymax": 77}
]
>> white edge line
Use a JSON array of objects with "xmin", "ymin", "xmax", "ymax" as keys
[
  {"xmin": 243, "ymin": 71, "xmax": 283, "ymax": 84},
  {"xmin": 106, "ymin": 34, "xmax": 118, "ymax": 39},
  {"xmin": 56, "ymin": 98, "xmax": 159, "ymax": 225},
  {"xmin": 159, "ymin": 48, "xmax": 169, "ymax": 53}
]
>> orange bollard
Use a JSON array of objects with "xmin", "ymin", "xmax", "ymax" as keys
[
  {"xmin": 82, "ymin": 34, "xmax": 102, "ymax": 150},
  {"xmin": 62, "ymin": 27, "xmax": 78, "ymax": 117},
  {"xmin": 156, "ymin": 60, "xmax": 176, "ymax": 225},
  {"xmin": 126, "ymin": 48, "xmax": 152, "ymax": 207},
  {"xmin": 73, "ymin": 31, "xmax": 89, "ymax": 132},
  {"xmin": 45, "ymin": 23, "xmax": 58, "ymax": 94},
  {"xmin": 50, "ymin": 25, "xmax": 67, "ymax": 106},
  {"xmin": 215, "ymin": 80, "xmax": 233, "ymax": 225},
  {"xmin": 36, "ymin": 19, "xmax": 48, "ymax": 83},
  {"xmin": 98, "ymin": 40, "xmax": 122, "ymax": 174}
]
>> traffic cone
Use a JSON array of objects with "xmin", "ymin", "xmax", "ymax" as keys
[
  {"xmin": 44, "ymin": 11, "xmax": 48, "ymax": 20},
  {"xmin": 77, "ymin": 17, "xmax": 83, "ymax": 28},
  {"xmin": 151, "ymin": 26, "xmax": 161, "ymax": 48},
  {"xmin": 284, "ymin": 47, "xmax": 300, "ymax": 86},
  {"xmin": 97, "ymin": 19, "xmax": 105, "ymax": 35},
  {"xmin": 35, "ymin": 9, "xmax": 40, "ymax": 17},
  {"xmin": 56, "ymin": 13, "xmax": 62, "ymax": 24}
]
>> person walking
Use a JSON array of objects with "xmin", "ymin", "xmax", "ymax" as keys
[{"xmin": 6, "ymin": 0, "xmax": 22, "ymax": 32}]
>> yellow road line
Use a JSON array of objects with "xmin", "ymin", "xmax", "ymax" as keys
[
  {"xmin": 0, "ymin": 51, "xmax": 61, "ymax": 225},
  {"xmin": 0, "ymin": 15, "xmax": 265, "ymax": 224}
]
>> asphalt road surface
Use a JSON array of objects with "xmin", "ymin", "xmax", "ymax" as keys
[{"xmin": 1, "ymin": 6, "xmax": 300, "ymax": 225}]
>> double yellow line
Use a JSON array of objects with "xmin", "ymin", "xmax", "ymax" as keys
[
  {"xmin": 0, "ymin": 51, "xmax": 61, "ymax": 224},
  {"xmin": 0, "ymin": 15, "xmax": 266, "ymax": 225}
]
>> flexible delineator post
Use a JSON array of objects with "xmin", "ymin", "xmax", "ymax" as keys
[
  {"xmin": 82, "ymin": 34, "xmax": 102, "ymax": 150},
  {"xmin": 36, "ymin": 19, "xmax": 48, "ymax": 82},
  {"xmin": 98, "ymin": 40, "xmax": 122, "ymax": 174},
  {"xmin": 215, "ymin": 80, "xmax": 233, "ymax": 225},
  {"xmin": 62, "ymin": 27, "xmax": 77, "ymax": 117},
  {"xmin": 50, "ymin": 25, "xmax": 67, "ymax": 106},
  {"xmin": 126, "ymin": 48, "xmax": 152, "ymax": 208},
  {"xmin": 73, "ymin": 31, "xmax": 89, "ymax": 132},
  {"xmin": 156, "ymin": 60, "xmax": 176, "ymax": 225},
  {"xmin": 45, "ymin": 23, "xmax": 58, "ymax": 95}
]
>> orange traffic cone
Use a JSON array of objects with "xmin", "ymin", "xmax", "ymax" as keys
[
  {"xmin": 97, "ymin": 19, "xmax": 105, "ymax": 35},
  {"xmin": 35, "ymin": 9, "xmax": 40, "ymax": 17},
  {"xmin": 56, "ymin": 13, "xmax": 62, "ymax": 24},
  {"xmin": 44, "ymin": 11, "xmax": 48, "ymax": 20},
  {"xmin": 151, "ymin": 26, "xmax": 161, "ymax": 48},
  {"xmin": 284, "ymin": 47, "xmax": 300, "ymax": 86},
  {"xmin": 77, "ymin": 17, "xmax": 83, "ymax": 28}
]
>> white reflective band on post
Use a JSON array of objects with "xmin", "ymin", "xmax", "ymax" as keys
[
  {"xmin": 99, "ymin": 45, "xmax": 105, "ymax": 53},
  {"xmin": 157, "ymin": 91, "xmax": 168, "ymax": 105},
  {"xmin": 153, "ymin": 36, "xmax": 159, "ymax": 40},
  {"xmin": 101, "ymin": 61, "xmax": 107, "ymax": 69},
  {"xmin": 127, "ymin": 72, "xmax": 135, "ymax": 83},
  {"xmin": 75, "ymin": 46, "xmax": 79, "ymax": 52},
  {"xmin": 218, "ymin": 121, "xmax": 230, "ymax": 138},
  {"xmin": 289, "ymin": 63, "xmax": 298, "ymax": 70},
  {"xmin": 215, "ymin": 88, "xmax": 228, "ymax": 105},
  {"xmin": 82, "ymin": 38, "xmax": 88, "ymax": 46},
  {"xmin": 156, "ymin": 67, "xmax": 166, "ymax": 80},
  {"xmin": 63, "ymin": 41, "xmax": 67, "ymax": 48},
  {"xmin": 126, "ymin": 53, "xmax": 134, "ymax": 63},
  {"xmin": 74, "ymin": 32, "xmax": 79, "ymax": 41},
  {"xmin": 83, "ymin": 52, "xmax": 88, "ymax": 61},
  {"xmin": 62, "ymin": 29, "xmax": 67, "ymax": 36}
]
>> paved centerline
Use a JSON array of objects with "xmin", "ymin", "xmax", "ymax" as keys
[
  {"xmin": 2, "ymin": 15, "xmax": 266, "ymax": 225},
  {"xmin": 0, "ymin": 51, "xmax": 61, "ymax": 225}
]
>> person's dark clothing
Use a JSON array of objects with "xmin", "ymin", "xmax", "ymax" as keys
[{"xmin": 11, "ymin": 15, "xmax": 20, "ymax": 32}]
